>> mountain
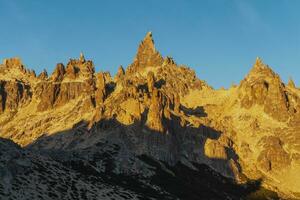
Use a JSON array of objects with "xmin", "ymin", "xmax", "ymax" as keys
[{"xmin": 0, "ymin": 32, "xmax": 299, "ymax": 200}]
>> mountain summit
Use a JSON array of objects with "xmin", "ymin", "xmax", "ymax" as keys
[
  {"xmin": 127, "ymin": 32, "xmax": 163, "ymax": 73},
  {"xmin": 0, "ymin": 33, "xmax": 299, "ymax": 200},
  {"xmin": 239, "ymin": 57, "xmax": 298, "ymax": 121},
  {"xmin": 245, "ymin": 57, "xmax": 277, "ymax": 80}
]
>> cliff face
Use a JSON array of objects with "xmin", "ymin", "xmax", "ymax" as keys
[
  {"xmin": 0, "ymin": 32, "xmax": 299, "ymax": 199},
  {"xmin": 238, "ymin": 58, "xmax": 299, "ymax": 121},
  {"xmin": 0, "ymin": 80, "xmax": 32, "ymax": 113},
  {"xmin": 126, "ymin": 32, "xmax": 163, "ymax": 74}
]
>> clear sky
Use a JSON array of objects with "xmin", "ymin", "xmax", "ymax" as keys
[{"xmin": 0, "ymin": 0, "xmax": 299, "ymax": 88}]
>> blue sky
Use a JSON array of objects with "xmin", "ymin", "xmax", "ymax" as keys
[{"xmin": 0, "ymin": 0, "xmax": 299, "ymax": 88}]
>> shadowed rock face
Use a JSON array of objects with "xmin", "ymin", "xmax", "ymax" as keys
[
  {"xmin": 0, "ymin": 33, "xmax": 299, "ymax": 199},
  {"xmin": 0, "ymin": 137, "xmax": 280, "ymax": 200}
]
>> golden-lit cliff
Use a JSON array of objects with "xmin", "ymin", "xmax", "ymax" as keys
[{"xmin": 1, "ymin": 32, "xmax": 299, "ymax": 199}]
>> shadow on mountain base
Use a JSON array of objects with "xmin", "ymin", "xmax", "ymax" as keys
[
  {"xmin": 27, "ymin": 113, "xmax": 280, "ymax": 200},
  {"xmin": 138, "ymin": 155, "xmax": 279, "ymax": 200}
]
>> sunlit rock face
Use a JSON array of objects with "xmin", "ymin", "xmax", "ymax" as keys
[
  {"xmin": 0, "ymin": 80, "xmax": 32, "ymax": 112},
  {"xmin": 34, "ymin": 54, "xmax": 97, "ymax": 112},
  {"xmin": 238, "ymin": 58, "xmax": 299, "ymax": 121},
  {"xmin": 204, "ymin": 138, "xmax": 228, "ymax": 160},
  {"xmin": 257, "ymin": 136, "xmax": 291, "ymax": 172},
  {"xmin": 0, "ymin": 33, "xmax": 299, "ymax": 199},
  {"xmin": 126, "ymin": 32, "xmax": 163, "ymax": 74}
]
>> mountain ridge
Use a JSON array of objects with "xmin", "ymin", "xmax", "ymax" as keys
[{"xmin": 1, "ymin": 32, "xmax": 300, "ymax": 199}]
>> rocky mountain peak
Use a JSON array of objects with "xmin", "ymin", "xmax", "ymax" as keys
[
  {"xmin": 238, "ymin": 58, "xmax": 299, "ymax": 122},
  {"xmin": 79, "ymin": 52, "xmax": 85, "ymax": 63},
  {"xmin": 2, "ymin": 57, "xmax": 27, "ymax": 74},
  {"xmin": 126, "ymin": 32, "xmax": 163, "ymax": 73},
  {"xmin": 51, "ymin": 63, "xmax": 65, "ymax": 82},
  {"xmin": 254, "ymin": 57, "xmax": 264, "ymax": 68},
  {"xmin": 0, "ymin": 58, "xmax": 38, "ymax": 83},
  {"xmin": 3, "ymin": 57, "xmax": 23, "ymax": 68},
  {"xmin": 115, "ymin": 65, "xmax": 125, "ymax": 81},
  {"xmin": 1, "ymin": 32, "xmax": 300, "ymax": 199},
  {"xmin": 141, "ymin": 31, "xmax": 155, "ymax": 53},
  {"xmin": 65, "ymin": 53, "xmax": 95, "ymax": 80},
  {"xmin": 246, "ymin": 57, "xmax": 276, "ymax": 81}
]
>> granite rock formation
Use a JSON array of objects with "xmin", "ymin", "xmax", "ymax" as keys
[
  {"xmin": 238, "ymin": 58, "xmax": 298, "ymax": 121},
  {"xmin": 0, "ymin": 33, "xmax": 299, "ymax": 199}
]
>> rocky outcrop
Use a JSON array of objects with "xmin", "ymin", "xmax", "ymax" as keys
[
  {"xmin": 35, "ymin": 54, "xmax": 97, "ymax": 111},
  {"xmin": 146, "ymin": 88, "xmax": 164, "ymax": 132},
  {"xmin": 204, "ymin": 138, "xmax": 227, "ymax": 160},
  {"xmin": 95, "ymin": 73, "xmax": 107, "ymax": 105},
  {"xmin": 51, "ymin": 63, "xmax": 65, "ymax": 82},
  {"xmin": 174, "ymin": 93, "xmax": 180, "ymax": 113},
  {"xmin": 65, "ymin": 53, "xmax": 95, "ymax": 79},
  {"xmin": 0, "ymin": 80, "xmax": 31, "ymax": 112},
  {"xmin": 79, "ymin": 52, "xmax": 85, "ymax": 63},
  {"xmin": 0, "ymin": 58, "xmax": 38, "ymax": 82},
  {"xmin": 126, "ymin": 32, "xmax": 163, "ymax": 74},
  {"xmin": 239, "ymin": 58, "xmax": 296, "ymax": 121},
  {"xmin": 38, "ymin": 69, "xmax": 48, "ymax": 80},
  {"xmin": 3, "ymin": 57, "xmax": 25, "ymax": 72},
  {"xmin": 65, "ymin": 63, "xmax": 77, "ymax": 79},
  {"xmin": 287, "ymin": 78, "xmax": 296, "ymax": 89},
  {"xmin": 257, "ymin": 136, "xmax": 291, "ymax": 172},
  {"xmin": 36, "ymin": 80, "xmax": 95, "ymax": 111},
  {"xmin": 55, "ymin": 82, "xmax": 94, "ymax": 107},
  {"xmin": 36, "ymin": 82, "xmax": 60, "ymax": 111},
  {"xmin": 0, "ymin": 95, "xmax": 3, "ymax": 113},
  {"xmin": 115, "ymin": 65, "xmax": 125, "ymax": 81},
  {"xmin": 163, "ymin": 56, "xmax": 176, "ymax": 67},
  {"xmin": 0, "ymin": 33, "xmax": 299, "ymax": 199},
  {"xmin": 147, "ymin": 71, "xmax": 155, "ymax": 93}
]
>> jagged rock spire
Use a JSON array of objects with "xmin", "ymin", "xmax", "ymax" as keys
[
  {"xmin": 254, "ymin": 57, "xmax": 264, "ymax": 68},
  {"xmin": 115, "ymin": 65, "xmax": 125, "ymax": 81},
  {"xmin": 51, "ymin": 63, "xmax": 65, "ymax": 82},
  {"xmin": 288, "ymin": 77, "xmax": 296, "ymax": 88},
  {"xmin": 251, "ymin": 57, "xmax": 270, "ymax": 72},
  {"xmin": 240, "ymin": 57, "xmax": 292, "ymax": 122},
  {"xmin": 65, "ymin": 53, "xmax": 94, "ymax": 79},
  {"xmin": 163, "ymin": 56, "xmax": 176, "ymax": 66},
  {"xmin": 79, "ymin": 52, "xmax": 85, "ymax": 63},
  {"xmin": 127, "ymin": 32, "xmax": 163, "ymax": 73},
  {"xmin": 147, "ymin": 71, "xmax": 155, "ymax": 93},
  {"xmin": 140, "ymin": 31, "xmax": 156, "ymax": 53},
  {"xmin": 3, "ymin": 57, "xmax": 23, "ymax": 68},
  {"xmin": 135, "ymin": 31, "xmax": 162, "ymax": 63},
  {"xmin": 2, "ymin": 57, "xmax": 27, "ymax": 73},
  {"xmin": 29, "ymin": 69, "xmax": 36, "ymax": 77},
  {"xmin": 246, "ymin": 57, "xmax": 276, "ymax": 80},
  {"xmin": 38, "ymin": 69, "xmax": 48, "ymax": 80},
  {"xmin": 146, "ymin": 88, "xmax": 164, "ymax": 132},
  {"xmin": 1, "ymin": 57, "xmax": 39, "ymax": 77}
]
